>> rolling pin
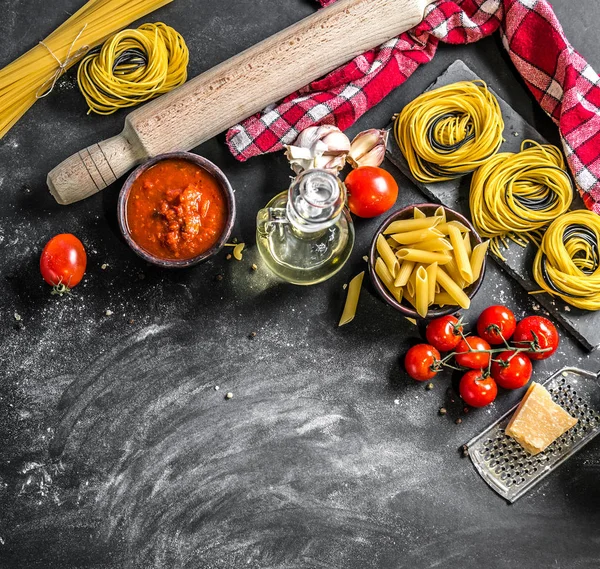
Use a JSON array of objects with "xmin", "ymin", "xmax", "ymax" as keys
[{"xmin": 48, "ymin": 0, "xmax": 436, "ymax": 205}]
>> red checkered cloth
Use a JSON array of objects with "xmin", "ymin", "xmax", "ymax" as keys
[{"xmin": 226, "ymin": 0, "xmax": 600, "ymax": 213}]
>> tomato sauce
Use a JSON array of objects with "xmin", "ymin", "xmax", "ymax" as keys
[{"xmin": 126, "ymin": 159, "xmax": 228, "ymax": 260}]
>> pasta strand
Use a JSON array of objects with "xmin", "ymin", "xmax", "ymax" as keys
[
  {"xmin": 394, "ymin": 80, "xmax": 504, "ymax": 183},
  {"xmin": 77, "ymin": 22, "xmax": 189, "ymax": 115},
  {"xmin": 0, "ymin": 0, "xmax": 174, "ymax": 138},
  {"xmin": 469, "ymin": 140, "xmax": 573, "ymax": 260},
  {"xmin": 532, "ymin": 210, "xmax": 600, "ymax": 311}
]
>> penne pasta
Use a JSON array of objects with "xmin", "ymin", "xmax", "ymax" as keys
[
  {"xmin": 390, "ymin": 227, "xmax": 444, "ymax": 244},
  {"xmin": 415, "ymin": 266, "xmax": 429, "ymax": 318},
  {"xmin": 436, "ymin": 267, "xmax": 471, "ymax": 309},
  {"xmin": 443, "ymin": 256, "xmax": 465, "ymax": 288},
  {"xmin": 375, "ymin": 257, "xmax": 403, "ymax": 303},
  {"xmin": 377, "ymin": 234, "xmax": 399, "ymax": 277},
  {"xmin": 404, "ymin": 289, "xmax": 417, "ymax": 310},
  {"xmin": 338, "ymin": 271, "xmax": 364, "ymax": 326},
  {"xmin": 448, "ymin": 225, "xmax": 473, "ymax": 283},
  {"xmin": 394, "ymin": 260, "xmax": 415, "ymax": 287},
  {"xmin": 383, "ymin": 217, "xmax": 441, "ymax": 235},
  {"xmin": 434, "ymin": 292, "xmax": 460, "ymax": 307},
  {"xmin": 426, "ymin": 262, "xmax": 437, "ymax": 305},
  {"xmin": 469, "ymin": 240, "xmax": 489, "ymax": 283},
  {"xmin": 437, "ymin": 220, "xmax": 470, "ymax": 234},
  {"xmin": 397, "ymin": 249, "xmax": 452, "ymax": 265},
  {"xmin": 410, "ymin": 237, "xmax": 453, "ymax": 252},
  {"xmin": 463, "ymin": 231, "xmax": 472, "ymax": 257},
  {"xmin": 407, "ymin": 264, "xmax": 418, "ymax": 297},
  {"xmin": 373, "ymin": 209, "xmax": 486, "ymax": 317}
]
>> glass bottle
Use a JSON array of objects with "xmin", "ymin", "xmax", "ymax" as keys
[{"xmin": 256, "ymin": 169, "xmax": 355, "ymax": 285}]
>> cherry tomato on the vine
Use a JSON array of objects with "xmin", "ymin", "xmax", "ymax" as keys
[
  {"xmin": 459, "ymin": 370, "xmax": 498, "ymax": 407},
  {"xmin": 40, "ymin": 234, "xmax": 87, "ymax": 294},
  {"xmin": 476, "ymin": 305, "xmax": 516, "ymax": 345},
  {"xmin": 345, "ymin": 166, "xmax": 398, "ymax": 218},
  {"xmin": 425, "ymin": 315, "xmax": 463, "ymax": 352},
  {"xmin": 404, "ymin": 344, "xmax": 441, "ymax": 382},
  {"xmin": 512, "ymin": 316, "xmax": 559, "ymax": 360},
  {"xmin": 490, "ymin": 351, "xmax": 532, "ymax": 389},
  {"xmin": 454, "ymin": 336, "xmax": 491, "ymax": 369}
]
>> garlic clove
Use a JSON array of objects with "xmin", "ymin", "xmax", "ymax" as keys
[
  {"xmin": 347, "ymin": 129, "xmax": 389, "ymax": 168},
  {"xmin": 284, "ymin": 145, "xmax": 313, "ymax": 160},
  {"xmin": 316, "ymin": 154, "xmax": 347, "ymax": 172},
  {"xmin": 352, "ymin": 144, "xmax": 387, "ymax": 168},
  {"xmin": 321, "ymin": 130, "xmax": 351, "ymax": 154},
  {"xmin": 286, "ymin": 125, "xmax": 350, "ymax": 174}
]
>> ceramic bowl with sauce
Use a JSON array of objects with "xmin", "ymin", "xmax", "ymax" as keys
[
  {"xmin": 118, "ymin": 152, "xmax": 236, "ymax": 268},
  {"xmin": 368, "ymin": 203, "xmax": 486, "ymax": 319}
]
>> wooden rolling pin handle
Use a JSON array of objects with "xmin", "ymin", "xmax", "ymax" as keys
[{"xmin": 47, "ymin": 129, "xmax": 143, "ymax": 205}]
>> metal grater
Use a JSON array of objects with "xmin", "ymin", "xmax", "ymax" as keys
[{"xmin": 466, "ymin": 367, "xmax": 600, "ymax": 503}]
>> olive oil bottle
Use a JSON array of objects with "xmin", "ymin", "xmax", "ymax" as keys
[{"xmin": 256, "ymin": 169, "xmax": 355, "ymax": 285}]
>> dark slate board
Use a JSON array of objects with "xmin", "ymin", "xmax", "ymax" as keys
[{"xmin": 386, "ymin": 60, "xmax": 598, "ymax": 352}]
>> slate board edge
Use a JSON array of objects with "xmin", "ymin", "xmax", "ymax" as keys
[{"xmin": 385, "ymin": 59, "xmax": 598, "ymax": 352}]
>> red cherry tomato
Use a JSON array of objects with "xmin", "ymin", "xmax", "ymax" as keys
[
  {"xmin": 454, "ymin": 336, "xmax": 491, "ymax": 369},
  {"xmin": 40, "ymin": 234, "xmax": 87, "ymax": 293},
  {"xmin": 345, "ymin": 166, "xmax": 398, "ymax": 218},
  {"xmin": 459, "ymin": 370, "xmax": 498, "ymax": 407},
  {"xmin": 476, "ymin": 305, "xmax": 516, "ymax": 345},
  {"xmin": 512, "ymin": 316, "xmax": 559, "ymax": 360},
  {"xmin": 404, "ymin": 344, "xmax": 441, "ymax": 381},
  {"xmin": 425, "ymin": 315, "xmax": 463, "ymax": 352},
  {"xmin": 490, "ymin": 351, "xmax": 532, "ymax": 389}
]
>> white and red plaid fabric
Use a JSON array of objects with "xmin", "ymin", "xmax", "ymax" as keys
[{"xmin": 226, "ymin": 0, "xmax": 600, "ymax": 213}]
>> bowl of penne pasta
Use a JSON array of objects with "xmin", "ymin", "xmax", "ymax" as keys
[{"xmin": 369, "ymin": 204, "xmax": 489, "ymax": 319}]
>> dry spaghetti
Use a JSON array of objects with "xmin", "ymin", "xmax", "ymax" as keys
[
  {"xmin": 532, "ymin": 210, "xmax": 600, "ymax": 311},
  {"xmin": 469, "ymin": 140, "xmax": 573, "ymax": 259},
  {"xmin": 77, "ymin": 22, "xmax": 188, "ymax": 115},
  {"xmin": 0, "ymin": 0, "xmax": 173, "ymax": 139},
  {"xmin": 394, "ymin": 80, "xmax": 504, "ymax": 183}
]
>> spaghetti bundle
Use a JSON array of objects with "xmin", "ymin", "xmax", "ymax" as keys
[
  {"xmin": 469, "ymin": 141, "xmax": 573, "ymax": 259},
  {"xmin": 0, "ymin": 0, "xmax": 173, "ymax": 139},
  {"xmin": 394, "ymin": 80, "xmax": 504, "ymax": 183},
  {"xmin": 533, "ymin": 210, "xmax": 600, "ymax": 311},
  {"xmin": 77, "ymin": 22, "xmax": 188, "ymax": 115}
]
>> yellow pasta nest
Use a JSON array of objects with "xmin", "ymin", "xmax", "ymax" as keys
[
  {"xmin": 393, "ymin": 80, "xmax": 504, "ymax": 183},
  {"xmin": 77, "ymin": 22, "xmax": 189, "ymax": 115},
  {"xmin": 532, "ymin": 210, "xmax": 600, "ymax": 311},
  {"xmin": 469, "ymin": 140, "xmax": 573, "ymax": 260}
]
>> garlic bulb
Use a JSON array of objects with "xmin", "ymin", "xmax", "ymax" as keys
[
  {"xmin": 347, "ymin": 129, "xmax": 389, "ymax": 169},
  {"xmin": 285, "ymin": 125, "xmax": 350, "ymax": 174}
]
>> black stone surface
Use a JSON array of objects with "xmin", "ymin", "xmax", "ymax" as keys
[
  {"xmin": 1, "ymin": 1, "xmax": 599, "ymax": 568},
  {"xmin": 386, "ymin": 60, "xmax": 599, "ymax": 351}
]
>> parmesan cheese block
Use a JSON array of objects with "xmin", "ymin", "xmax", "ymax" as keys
[{"xmin": 505, "ymin": 382, "xmax": 578, "ymax": 455}]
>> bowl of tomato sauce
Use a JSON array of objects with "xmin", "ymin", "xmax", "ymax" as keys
[{"xmin": 118, "ymin": 152, "xmax": 236, "ymax": 268}]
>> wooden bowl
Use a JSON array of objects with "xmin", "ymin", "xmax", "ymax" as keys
[
  {"xmin": 118, "ymin": 152, "xmax": 236, "ymax": 268},
  {"xmin": 368, "ymin": 203, "xmax": 486, "ymax": 319}
]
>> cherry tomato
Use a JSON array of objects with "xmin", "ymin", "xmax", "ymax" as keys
[
  {"xmin": 476, "ymin": 305, "xmax": 516, "ymax": 345},
  {"xmin": 454, "ymin": 336, "xmax": 491, "ymax": 369},
  {"xmin": 459, "ymin": 370, "xmax": 498, "ymax": 407},
  {"xmin": 404, "ymin": 344, "xmax": 441, "ymax": 382},
  {"xmin": 512, "ymin": 316, "xmax": 559, "ymax": 360},
  {"xmin": 490, "ymin": 351, "xmax": 532, "ymax": 389},
  {"xmin": 40, "ymin": 234, "xmax": 87, "ymax": 294},
  {"xmin": 345, "ymin": 166, "xmax": 398, "ymax": 218},
  {"xmin": 425, "ymin": 315, "xmax": 463, "ymax": 352}
]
